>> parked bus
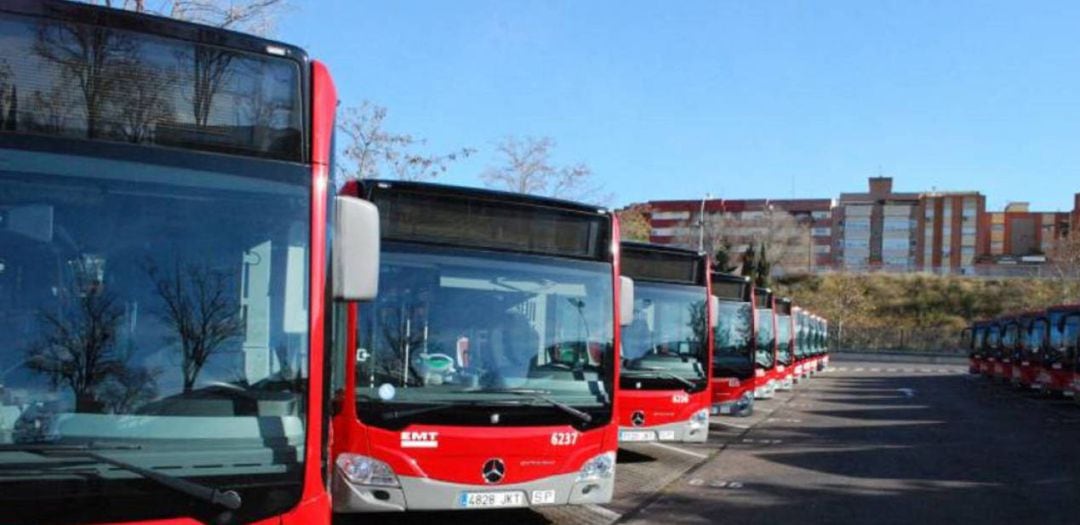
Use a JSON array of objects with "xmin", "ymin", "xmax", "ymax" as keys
[
  {"xmin": 774, "ymin": 298, "xmax": 796, "ymax": 391},
  {"xmin": 710, "ymin": 273, "xmax": 756, "ymax": 416},
  {"xmin": 792, "ymin": 307, "xmax": 810, "ymax": 383},
  {"xmin": 814, "ymin": 315, "xmax": 827, "ymax": 372},
  {"xmin": 1014, "ymin": 311, "xmax": 1047, "ymax": 390},
  {"xmin": 820, "ymin": 316, "xmax": 830, "ymax": 370},
  {"xmin": 967, "ymin": 321, "xmax": 990, "ymax": 375},
  {"xmin": 1039, "ymin": 305, "xmax": 1080, "ymax": 396},
  {"xmin": 330, "ymin": 180, "xmax": 629, "ymax": 512},
  {"xmin": 617, "ymin": 242, "xmax": 714, "ymax": 442},
  {"xmin": 993, "ymin": 316, "xmax": 1019, "ymax": 382},
  {"xmin": 753, "ymin": 287, "xmax": 779, "ymax": 399},
  {"xmin": 983, "ymin": 319, "xmax": 1003, "ymax": 378},
  {"xmin": 0, "ymin": 1, "xmax": 382, "ymax": 523}
]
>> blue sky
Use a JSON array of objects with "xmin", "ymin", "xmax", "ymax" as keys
[{"xmin": 281, "ymin": 0, "xmax": 1080, "ymax": 211}]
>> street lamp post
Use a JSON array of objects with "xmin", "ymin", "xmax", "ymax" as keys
[{"xmin": 698, "ymin": 193, "xmax": 711, "ymax": 253}]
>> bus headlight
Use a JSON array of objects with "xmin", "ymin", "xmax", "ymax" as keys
[
  {"xmin": 577, "ymin": 451, "xmax": 615, "ymax": 481},
  {"xmin": 689, "ymin": 408, "xmax": 710, "ymax": 428},
  {"xmin": 336, "ymin": 453, "xmax": 400, "ymax": 487}
]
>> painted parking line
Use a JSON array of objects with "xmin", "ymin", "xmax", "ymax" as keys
[
  {"xmin": 649, "ymin": 442, "xmax": 709, "ymax": 459},
  {"xmin": 583, "ymin": 504, "xmax": 622, "ymax": 521}
]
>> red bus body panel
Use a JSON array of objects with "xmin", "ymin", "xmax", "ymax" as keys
[{"xmin": 711, "ymin": 376, "xmax": 755, "ymax": 407}]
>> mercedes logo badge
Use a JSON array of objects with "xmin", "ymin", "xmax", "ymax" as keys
[
  {"xmin": 631, "ymin": 410, "xmax": 646, "ymax": 427},
  {"xmin": 482, "ymin": 458, "xmax": 506, "ymax": 484}
]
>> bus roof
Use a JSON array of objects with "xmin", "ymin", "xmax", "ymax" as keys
[
  {"xmin": 360, "ymin": 179, "xmax": 608, "ymax": 216},
  {"xmin": 4, "ymin": 0, "xmax": 309, "ymax": 63}
]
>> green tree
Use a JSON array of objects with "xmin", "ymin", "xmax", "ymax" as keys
[
  {"xmin": 754, "ymin": 242, "xmax": 772, "ymax": 288},
  {"xmin": 740, "ymin": 245, "xmax": 756, "ymax": 279},
  {"xmin": 713, "ymin": 240, "xmax": 739, "ymax": 273}
]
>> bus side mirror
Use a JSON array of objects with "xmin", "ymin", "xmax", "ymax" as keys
[
  {"xmin": 332, "ymin": 196, "xmax": 380, "ymax": 301},
  {"xmin": 620, "ymin": 276, "xmax": 634, "ymax": 326},
  {"xmin": 709, "ymin": 296, "xmax": 720, "ymax": 328}
]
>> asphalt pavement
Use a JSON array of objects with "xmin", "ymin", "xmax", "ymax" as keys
[{"xmin": 337, "ymin": 359, "xmax": 1080, "ymax": 525}]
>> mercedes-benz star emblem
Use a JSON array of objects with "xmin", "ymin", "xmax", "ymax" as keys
[
  {"xmin": 482, "ymin": 458, "xmax": 506, "ymax": 484},
  {"xmin": 631, "ymin": 411, "xmax": 646, "ymax": 427}
]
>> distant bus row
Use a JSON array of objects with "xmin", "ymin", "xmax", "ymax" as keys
[{"xmin": 964, "ymin": 307, "xmax": 1080, "ymax": 401}]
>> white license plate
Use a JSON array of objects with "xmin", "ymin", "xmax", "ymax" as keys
[
  {"xmin": 459, "ymin": 491, "xmax": 527, "ymax": 508},
  {"xmin": 658, "ymin": 430, "xmax": 677, "ymax": 441},
  {"xmin": 620, "ymin": 430, "xmax": 656, "ymax": 442}
]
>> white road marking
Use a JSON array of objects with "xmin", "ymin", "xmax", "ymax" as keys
[
  {"xmin": 898, "ymin": 388, "xmax": 917, "ymax": 397},
  {"xmin": 650, "ymin": 442, "xmax": 709, "ymax": 459},
  {"xmin": 855, "ymin": 368, "xmax": 865, "ymax": 372},
  {"xmin": 887, "ymin": 368, "xmax": 899, "ymax": 372},
  {"xmin": 583, "ymin": 504, "xmax": 622, "ymax": 521},
  {"xmin": 688, "ymin": 478, "xmax": 705, "ymax": 486},
  {"xmin": 870, "ymin": 368, "xmax": 881, "ymax": 372}
]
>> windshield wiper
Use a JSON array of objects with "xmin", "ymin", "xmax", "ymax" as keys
[
  {"xmin": 626, "ymin": 366, "xmax": 698, "ymax": 391},
  {"xmin": 379, "ymin": 400, "xmax": 495, "ymax": 421},
  {"xmin": 0, "ymin": 443, "xmax": 241, "ymax": 511},
  {"xmin": 467, "ymin": 388, "xmax": 593, "ymax": 424}
]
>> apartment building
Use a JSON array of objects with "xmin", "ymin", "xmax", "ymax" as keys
[
  {"xmin": 834, "ymin": 177, "xmax": 921, "ymax": 272},
  {"xmin": 982, "ymin": 202, "xmax": 1071, "ymax": 264},
  {"xmin": 916, "ymin": 192, "xmax": 985, "ymax": 274}
]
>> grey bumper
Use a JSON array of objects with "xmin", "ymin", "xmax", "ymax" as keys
[
  {"xmin": 618, "ymin": 418, "xmax": 708, "ymax": 443},
  {"xmin": 333, "ymin": 468, "xmax": 614, "ymax": 513}
]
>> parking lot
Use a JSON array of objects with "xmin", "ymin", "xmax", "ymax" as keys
[{"xmin": 339, "ymin": 357, "xmax": 1080, "ymax": 525}]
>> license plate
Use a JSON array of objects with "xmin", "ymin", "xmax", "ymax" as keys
[
  {"xmin": 459, "ymin": 491, "xmax": 527, "ymax": 509},
  {"xmin": 620, "ymin": 430, "xmax": 656, "ymax": 442},
  {"xmin": 658, "ymin": 430, "xmax": 677, "ymax": 441}
]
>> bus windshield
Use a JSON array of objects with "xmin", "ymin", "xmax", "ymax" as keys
[
  {"xmin": 355, "ymin": 243, "xmax": 615, "ymax": 424},
  {"xmin": 621, "ymin": 282, "xmax": 708, "ymax": 386},
  {"xmin": 777, "ymin": 315, "xmax": 793, "ymax": 364},
  {"xmin": 973, "ymin": 327, "xmax": 986, "ymax": 354},
  {"xmin": 713, "ymin": 301, "xmax": 753, "ymax": 373},
  {"xmin": 1066, "ymin": 316, "xmax": 1080, "ymax": 352},
  {"xmin": 0, "ymin": 144, "xmax": 311, "ymax": 521},
  {"xmin": 755, "ymin": 308, "xmax": 775, "ymax": 368}
]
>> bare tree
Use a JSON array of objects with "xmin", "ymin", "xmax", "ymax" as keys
[
  {"xmin": 337, "ymin": 101, "xmax": 475, "ymax": 185},
  {"xmin": 481, "ymin": 136, "xmax": 610, "ymax": 205},
  {"xmin": 87, "ymin": 0, "xmax": 287, "ymax": 36},
  {"xmin": 33, "ymin": 19, "xmax": 136, "ymax": 139},
  {"xmin": 677, "ymin": 206, "xmax": 808, "ymax": 276},
  {"xmin": 1049, "ymin": 233, "xmax": 1080, "ymax": 303},
  {"xmin": 109, "ymin": 61, "xmax": 175, "ymax": 142},
  {"xmin": 148, "ymin": 261, "xmax": 244, "ymax": 393},
  {"xmin": 26, "ymin": 282, "xmax": 126, "ymax": 413}
]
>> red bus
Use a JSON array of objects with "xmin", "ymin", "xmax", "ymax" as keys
[
  {"xmin": 993, "ymin": 316, "xmax": 1019, "ymax": 382},
  {"xmin": 820, "ymin": 313, "xmax": 829, "ymax": 371},
  {"xmin": 710, "ymin": 273, "xmax": 756, "ymax": 416},
  {"xmin": 617, "ymin": 242, "xmax": 714, "ymax": 443},
  {"xmin": 792, "ymin": 307, "xmax": 810, "ymax": 383},
  {"xmin": 982, "ymin": 320, "xmax": 1002, "ymax": 378},
  {"xmin": 330, "ymin": 180, "xmax": 628, "ymax": 512},
  {"xmin": 966, "ymin": 321, "xmax": 989, "ymax": 375},
  {"xmin": 0, "ymin": 1, "xmax": 378, "ymax": 523},
  {"xmin": 1014, "ymin": 311, "xmax": 1047, "ymax": 390},
  {"xmin": 1039, "ymin": 305, "xmax": 1080, "ymax": 396},
  {"xmin": 774, "ymin": 298, "xmax": 796, "ymax": 391},
  {"xmin": 753, "ymin": 287, "xmax": 779, "ymax": 399},
  {"xmin": 813, "ymin": 314, "xmax": 827, "ymax": 373}
]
